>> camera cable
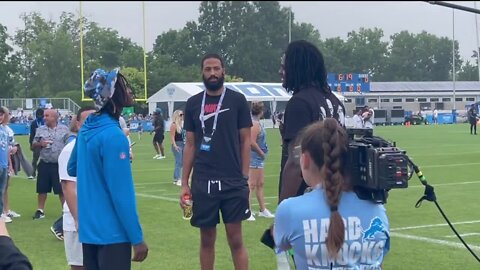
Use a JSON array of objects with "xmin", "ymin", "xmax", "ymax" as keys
[{"xmin": 408, "ymin": 157, "xmax": 480, "ymax": 263}]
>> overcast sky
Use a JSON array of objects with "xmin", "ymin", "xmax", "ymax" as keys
[{"xmin": 1, "ymin": 1, "xmax": 480, "ymax": 61}]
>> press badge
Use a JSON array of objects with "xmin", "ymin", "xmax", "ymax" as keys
[{"xmin": 200, "ymin": 136, "xmax": 212, "ymax": 151}]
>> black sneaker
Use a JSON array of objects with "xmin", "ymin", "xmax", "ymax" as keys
[
  {"xmin": 50, "ymin": 226, "xmax": 64, "ymax": 241},
  {"xmin": 32, "ymin": 209, "xmax": 45, "ymax": 220}
]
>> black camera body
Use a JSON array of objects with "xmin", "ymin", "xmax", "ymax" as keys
[{"xmin": 346, "ymin": 128, "xmax": 410, "ymax": 204}]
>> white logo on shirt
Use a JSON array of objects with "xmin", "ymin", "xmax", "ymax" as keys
[{"xmin": 202, "ymin": 108, "xmax": 230, "ymax": 121}]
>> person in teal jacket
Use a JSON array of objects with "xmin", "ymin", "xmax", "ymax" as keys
[{"xmin": 68, "ymin": 68, "xmax": 148, "ymax": 269}]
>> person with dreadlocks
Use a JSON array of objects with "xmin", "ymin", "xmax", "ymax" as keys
[
  {"xmin": 274, "ymin": 119, "xmax": 390, "ymax": 269},
  {"xmin": 271, "ymin": 40, "xmax": 346, "ymax": 269},
  {"xmin": 67, "ymin": 68, "xmax": 148, "ymax": 269},
  {"xmin": 278, "ymin": 39, "xmax": 346, "ymax": 203}
]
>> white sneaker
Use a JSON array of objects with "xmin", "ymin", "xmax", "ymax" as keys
[
  {"xmin": 153, "ymin": 154, "xmax": 160, "ymax": 159},
  {"xmin": 7, "ymin": 210, "xmax": 21, "ymax": 218},
  {"xmin": 246, "ymin": 213, "xmax": 256, "ymax": 221},
  {"xmin": 175, "ymin": 180, "xmax": 182, "ymax": 186},
  {"xmin": 158, "ymin": 155, "xmax": 166, "ymax": 159},
  {"xmin": 1, "ymin": 214, "xmax": 12, "ymax": 223},
  {"xmin": 258, "ymin": 209, "xmax": 275, "ymax": 218}
]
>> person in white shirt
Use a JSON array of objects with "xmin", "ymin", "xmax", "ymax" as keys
[
  {"xmin": 362, "ymin": 106, "xmax": 375, "ymax": 129},
  {"xmin": 59, "ymin": 106, "xmax": 96, "ymax": 270},
  {"xmin": 352, "ymin": 108, "xmax": 364, "ymax": 128}
]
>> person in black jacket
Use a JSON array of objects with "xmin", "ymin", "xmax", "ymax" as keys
[
  {"xmin": 0, "ymin": 220, "xmax": 33, "ymax": 270},
  {"xmin": 28, "ymin": 108, "xmax": 44, "ymax": 179},
  {"xmin": 468, "ymin": 106, "xmax": 478, "ymax": 135}
]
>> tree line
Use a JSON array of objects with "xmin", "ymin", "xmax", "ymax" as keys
[{"xmin": 0, "ymin": 1, "xmax": 478, "ymax": 106}]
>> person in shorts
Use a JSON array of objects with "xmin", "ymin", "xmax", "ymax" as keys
[
  {"xmin": 151, "ymin": 109, "xmax": 165, "ymax": 159},
  {"xmin": 246, "ymin": 101, "xmax": 274, "ymax": 221},
  {"xmin": 59, "ymin": 106, "xmax": 96, "ymax": 270},
  {"xmin": 31, "ymin": 109, "xmax": 69, "ymax": 221},
  {"xmin": 180, "ymin": 53, "xmax": 252, "ymax": 270}
]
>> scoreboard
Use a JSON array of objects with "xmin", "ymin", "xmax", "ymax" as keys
[{"xmin": 327, "ymin": 73, "xmax": 370, "ymax": 93}]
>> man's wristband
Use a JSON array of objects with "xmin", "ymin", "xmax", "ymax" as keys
[{"xmin": 242, "ymin": 175, "xmax": 249, "ymax": 181}]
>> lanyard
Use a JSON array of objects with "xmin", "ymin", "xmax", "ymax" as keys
[{"xmin": 199, "ymin": 88, "xmax": 226, "ymax": 137}]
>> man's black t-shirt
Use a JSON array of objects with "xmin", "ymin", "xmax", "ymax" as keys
[
  {"xmin": 283, "ymin": 88, "xmax": 345, "ymax": 144},
  {"xmin": 184, "ymin": 88, "xmax": 252, "ymax": 181},
  {"xmin": 153, "ymin": 115, "xmax": 164, "ymax": 134},
  {"xmin": 279, "ymin": 87, "xmax": 346, "ymax": 198}
]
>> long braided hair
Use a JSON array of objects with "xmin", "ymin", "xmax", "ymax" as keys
[
  {"xmin": 283, "ymin": 40, "xmax": 330, "ymax": 95},
  {"xmin": 300, "ymin": 118, "xmax": 349, "ymax": 258}
]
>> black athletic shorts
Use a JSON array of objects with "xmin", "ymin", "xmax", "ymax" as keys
[
  {"xmin": 153, "ymin": 132, "xmax": 164, "ymax": 144},
  {"xmin": 37, "ymin": 161, "xmax": 62, "ymax": 194},
  {"xmin": 190, "ymin": 177, "xmax": 250, "ymax": 228},
  {"xmin": 83, "ymin": 242, "xmax": 131, "ymax": 270}
]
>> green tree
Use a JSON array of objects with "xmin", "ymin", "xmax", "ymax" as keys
[
  {"xmin": 458, "ymin": 60, "xmax": 479, "ymax": 81},
  {"xmin": 345, "ymin": 27, "xmax": 389, "ymax": 79},
  {"xmin": 0, "ymin": 24, "xmax": 17, "ymax": 98},
  {"xmin": 382, "ymin": 31, "xmax": 462, "ymax": 81}
]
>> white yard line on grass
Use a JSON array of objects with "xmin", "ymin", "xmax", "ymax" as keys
[
  {"xmin": 391, "ymin": 232, "xmax": 480, "ymax": 251},
  {"xmin": 409, "ymin": 180, "xmax": 480, "ymax": 188},
  {"xmin": 391, "ymin": 220, "xmax": 480, "ymax": 231},
  {"xmin": 136, "ymin": 193, "xmax": 178, "ymax": 202},
  {"xmin": 136, "ymin": 189, "xmax": 166, "ymax": 193},
  {"xmin": 445, "ymin": 233, "xmax": 480, "ymax": 238}
]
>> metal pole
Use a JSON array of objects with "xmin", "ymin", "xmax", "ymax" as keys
[
  {"xmin": 142, "ymin": 1, "xmax": 148, "ymax": 101},
  {"xmin": 288, "ymin": 7, "xmax": 292, "ymax": 43},
  {"xmin": 475, "ymin": 2, "xmax": 480, "ymax": 81},
  {"xmin": 452, "ymin": 9, "xmax": 456, "ymax": 110},
  {"xmin": 427, "ymin": 1, "xmax": 480, "ymax": 14},
  {"xmin": 80, "ymin": 1, "xmax": 85, "ymax": 100}
]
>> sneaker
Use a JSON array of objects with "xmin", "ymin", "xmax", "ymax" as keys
[
  {"xmin": 175, "ymin": 180, "xmax": 182, "ymax": 186},
  {"xmin": 50, "ymin": 226, "xmax": 64, "ymax": 241},
  {"xmin": 32, "ymin": 209, "xmax": 45, "ymax": 220},
  {"xmin": 157, "ymin": 155, "xmax": 166, "ymax": 159},
  {"xmin": 1, "ymin": 214, "xmax": 12, "ymax": 223},
  {"xmin": 258, "ymin": 209, "xmax": 275, "ymax": 218},
  {"xmin": 7, "ymin": 210, "xmax": 21, "ymax": 218},
  {"xmin": 246, "ymin": 213, "xmax": 256, "ymax": 221},
  {"xmin": 27, "ymin": 175, "xmax": 35, "ymax": 180},
  {"xmin": 153, "ymin": 154, "xmax": 160, "ymax": 159}
]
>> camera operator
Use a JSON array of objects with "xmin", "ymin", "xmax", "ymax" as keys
[
  {"xmin": 274, "ymin": 119, "xmax": 390, "ymax": 269},
  {"xmin": 278, "ymin": 40, "xmax": 345, "ymax": 203}
]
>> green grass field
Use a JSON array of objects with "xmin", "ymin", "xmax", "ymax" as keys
[{"xmin": 5, "ymin": 123, "xmax": 480, "ymax": 269}]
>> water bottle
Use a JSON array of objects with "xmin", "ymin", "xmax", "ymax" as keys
[{"xmin": 183, "ymin": 194, "xmax": 193, "ymax": 220}]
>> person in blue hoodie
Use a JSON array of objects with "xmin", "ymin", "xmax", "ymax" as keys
[{"xmin": 68, "ymin": 68, "xmax": 148, "ymax": 269}]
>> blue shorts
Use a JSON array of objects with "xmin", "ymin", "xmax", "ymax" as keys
[{"xmin": 250, "ymin": 153, "xmax": 265, "ymax": 169}]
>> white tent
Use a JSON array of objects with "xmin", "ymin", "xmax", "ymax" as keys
[{"xmin": 147, "ymin": 82, "xmax": 344, "ymax": 118}]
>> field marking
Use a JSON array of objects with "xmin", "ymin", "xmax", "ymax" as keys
[
  {"xmin": 419, "ymin": 162, "xmax": 480, "ymax": 168},
  {"xmin": 390, "ymin": 232, "xmax": 480, "ymax": 251},
  {"xmin": 409, "ymin": 180, "xmax": 480, "ymax": 188},
  {"xmin": 391, "ymin": 220, "xmax": 480, "ymax": 231},
  {"xmin": 137, "ymin": 189, "xmax": 166, "ymax": 193},
  {"xmin": 136, "ymin": 193, "xmax": 178, "ymax": 202},
  {"xmin": 135, "ymin": 182, "xmax": 181, "ymax": 186},
  {"xmin": 445, "ymin": 233, "xmax": 480, "ymax": 238}
]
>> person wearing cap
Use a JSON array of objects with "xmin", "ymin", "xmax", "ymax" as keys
[{"xmin": 67, "ymin": 68, "xmax": 148, "ymax": 269}]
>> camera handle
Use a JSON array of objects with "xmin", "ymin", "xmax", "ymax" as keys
[{"xmin": 408, "ymin": 157, "xmax": 480, "ymax": 263}]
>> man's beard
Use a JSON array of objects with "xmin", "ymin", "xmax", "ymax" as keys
[{"xmin": 203, "ymin": 75, "xmax": 224, "ymax": 92}]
